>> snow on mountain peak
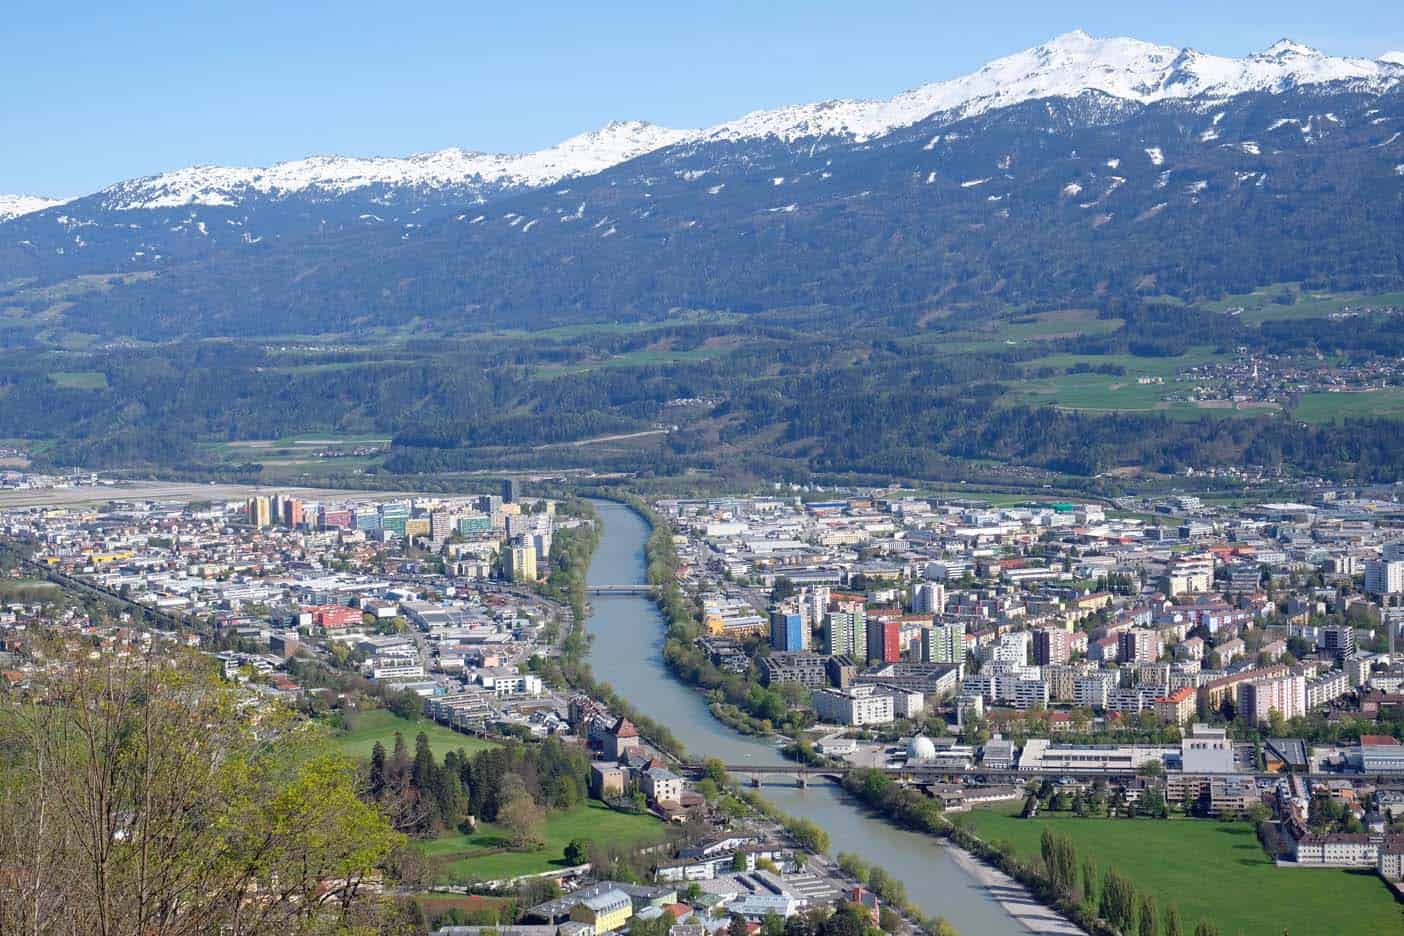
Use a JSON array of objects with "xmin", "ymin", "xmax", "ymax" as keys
[
  {"xmin": 0, "ymin": 193, "xmax": 70, "ymax": 222},
  {"xmin": 25, "ymin": 32, "xmax": 1404, "ymax": 215},
  {"xmin": 1255, "ymin": 39, "xmax": 1323, "ymax": 60},
  {"xmin": 95, "ymin": 120, "xmax": 690, "ymax": 210},
  {"xmin": 702, "ymin": 31, "xmax": 1404, "ymax": 143}
]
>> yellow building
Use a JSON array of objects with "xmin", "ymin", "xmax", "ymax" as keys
[
  {"xmin": 246, "ymin": 496, "xmax": 272, "ymax": 528},
  {"xmin": 569, "ymin": 889, "xmax": 631, "ymax": 934},
  {"xmin": 507, "ymin": 545, "xmax": 537, "ymax": 583}
]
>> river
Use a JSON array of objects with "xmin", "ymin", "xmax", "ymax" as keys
[{"xmin": 582, "ymin": 499, "xmax": 1026, "ymax": 935}]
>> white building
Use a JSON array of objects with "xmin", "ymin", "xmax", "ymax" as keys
[
  {"xmin": 1180, "ymin": 724, "xmax": 1234, "ymax": 773},
  {"xmin": 811, "ymin": 684, "xmax": 895, "ymax": 726},
  {"xmin": 1236, "ymin": 673, "xmax": 1306, "ymax": 725},
  {"xmin": 1365, "ymin": 559, "xmax": 1404, "ymax": 595}
]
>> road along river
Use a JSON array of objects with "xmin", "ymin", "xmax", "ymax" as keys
[{"xmin": 582, "ymin": 499, "xmax": 1038, "ymax": 935}]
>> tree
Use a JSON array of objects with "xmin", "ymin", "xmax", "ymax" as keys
[
  {"xmin": 729, "ymin": 914, "xmax": 751, "ymax": 936},
  {"xmin": 369, "ymin": 740, "xmax": 388, "ymax": 799},
  {"xmin": 0, "ymin": 644, "xmax": 402, "ymax": 935},
  {"xmin": 1139, "ymin": 895, "xmax": 1157, "ymax": 936},
  {"xmin": 1193, "ymin": 923, "xmax": 1220, "ymax": 936},
  {"xmin": 784, "ymin": 914, "xmax": 813, "ymax": 936},
  {"xmin": 500, "ymin": 792, "xmax": 545, "ymax": 850},
  {"xmin": 1100, "ymin": 868, "xmax": 1137, "ymax": 933},
  {"xmin": 761, "ymin": 912, "xmax": 788, "ymax": 936},
  {"xmin": 1164, "ymin": 905, "xmax": 1183, "ymax": 936},
  {"xmin": 733, "ymin": 851, "xmax": 750, "ymax": 872},
  {"xmin": 564, "ymin": 838, "xmax": 589, "ymax": 865}
]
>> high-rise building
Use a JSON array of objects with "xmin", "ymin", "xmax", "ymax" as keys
[
  {"xmin": 1118, "ymin": 628, "xmax": 1160, "ymax": 664},
  {"xmin": 506, "ymin": 545, "xmax": 537, "ymax": 582},
  {"xmin": 866, "ymin": 617, "xmax": 901, "ymax": 664},
  {"xmin": 910, "ymin": 582, "xmax": 946, "ymax": 614},
  {"xmin": 282, "ymin": 498, "xmax": 303, "ymax": 528},
  {"xmin": 800, "ymin": 586, "xmax": 830, "ymax": 629},
  {"xmin": 246, "ymin": 496, "xmax": 271, "ymax": 528},
  {"xmin": 922, "ymin": 620, "xmax": 965, "ymax": 664},
  {"xmin": 378, "ymin": 503, "xmax": 410, "ymax": 536},
  {"xmin": 770, "ymin": 611, "xmax": 807, "ymax": 652},
  {"xmin": 502, "ymin": 478, "xmax": 519, "ymax": 504},
  {"xmin": 823, "ymin": 610, "xmax": 866, "ymax": 659},
  {"xmin": 1320, "ymin": 624, "xmax": 1356, "ymax": 661},
  {"xmin": 1365, "ymin": 559, "xmax": 1404, "ymax": 595},
  {"xmin": 1033, "ymin": 627, "xmax": 1073, "ymax": 665},
  {"xmin": 1236, "ymin": 674, "xmax": 1306, "ymax": 726}
]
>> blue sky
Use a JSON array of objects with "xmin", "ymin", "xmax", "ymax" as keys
[{"xmin": 5, "ymin": 1, "xmax": 1403, "ymax": 196}]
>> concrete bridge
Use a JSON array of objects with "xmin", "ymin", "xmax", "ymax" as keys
[{"xmin": 585, "ymin": 584, "xmax": 654, "ymax": 595}]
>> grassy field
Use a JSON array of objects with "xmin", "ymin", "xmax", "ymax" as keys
[
  {"xmin": 48, "ymin": 370, "xmax": 109, "ymax": 390},
  {"xmin": 420, "ymin": 800, "xmax": 671, "ymax": 882},
  {"xmin": 1202, "ymin": 283, "xmax": 1404, "ymax": 325},
  {"xmin": 1293, "ymin": 388, "xmax": 1404, "ymax": 423},
  {"xmin": 959, "ymin": 809, "xmax": 1403, "ymax": 936},
  {"xmin": 331, "ymin": 709, "xmax": 497, "ymax": 762}
]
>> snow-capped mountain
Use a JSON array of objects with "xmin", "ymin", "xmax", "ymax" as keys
[
  {"xmin": 700, "ymin": 31, "xmax": 1404, "ymax": 142},
  {"xmin": 0, "ymin": 194, "xmax": 69, "ymax": 222},
  {"xmin": 29, "ymin": 31, "xmax": 1404, "ymax": 212},
  {"xmin": 95, "ymin": 120, "xmax": 693, "ymax": 210},
  {"xmin": 2, "ymin": 29, "xmax": 1401, "ymax": 307}
]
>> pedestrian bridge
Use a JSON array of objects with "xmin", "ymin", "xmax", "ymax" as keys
[{"xmin": 585, "ymin": 584, "xmax": 654, "ymax": 595}]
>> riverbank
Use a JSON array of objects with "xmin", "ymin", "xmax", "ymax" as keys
[{"xmin": 944, "ymin": 847, "xmax": 1084, "ymax": 936}]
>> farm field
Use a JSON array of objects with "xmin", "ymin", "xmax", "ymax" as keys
[
  {"xmin": 331, "ymin": 709, "xmax": 497, "ymax": 762},
  {"xmin": 419, "ymin": 800, "xmax": 671, "ymax": 883},
  {"xmin": 959, "ymin": 809, "xmax": 1403, "ymax": 936},
  {"xmin": 1293, "ymin": 388, "xmax": 1404, "ymax": 423}
]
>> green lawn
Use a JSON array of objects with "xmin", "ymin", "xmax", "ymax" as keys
[
  {"xmin": 331, "ymin": 709, "xmax": 497, "ymax": 762},
  {"xmin": 1293, "ymin": 388, "xmax": 1404, "ymax": 424},
  {"xmin": 959, "ymin": 809, "xmax": 1404, "ymax": 936},
  {"xmin": 420, "ymin": 800, "xmax": 671, "ymax": 882}
]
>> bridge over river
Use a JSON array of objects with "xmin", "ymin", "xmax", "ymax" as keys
[{"xmin": 585, "ymin": 584, "xmax": 654, "ymax": 595}]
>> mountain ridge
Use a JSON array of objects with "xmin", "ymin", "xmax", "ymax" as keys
[{"xmin": 5, "ymin": 30, "xmax": 1401, "ymax": 217}]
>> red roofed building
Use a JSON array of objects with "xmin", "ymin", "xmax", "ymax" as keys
[
  {"xmin": 1155, "ymin": 686, "xmax": 1196, "ymax": 726},
  {"xmin": 604, "ymin": 716, "xmax": 640, "ymax": 760}
]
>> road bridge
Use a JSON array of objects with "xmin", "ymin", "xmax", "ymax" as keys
[{"xmin": 585, "ymin": 584, "xmax": 654, "ymax": 595}]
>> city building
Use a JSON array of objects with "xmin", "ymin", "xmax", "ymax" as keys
[
  {"xmin": 770, "ymin": 611, "xmax": 807, "ymax": 652},
  {"xmin": 1237, "ymin": 674, "xmax": 1307, "ymax": 726},
  {"xmin": 1033, "ymin": 627, "xmax": 1073, "ymax": 666},
  {"xmin": 866, "ymin": 617, "xmax": 901, "ymax": 664},
  {"xmin": 811, "ymin": 684, "xmax": 895, "ymax": 726},
  {"xmin": 922, "ymin": 620, "xmax": 965, "ymax": 664}
]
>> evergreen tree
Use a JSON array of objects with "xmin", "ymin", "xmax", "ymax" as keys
[
  {"xmin": 1139, "ymin": 895, "xmax": 1157, "ymax": 936},
  {"xmin": 369, "ymin": 740, "xmax": 388, "ymax": 799}
]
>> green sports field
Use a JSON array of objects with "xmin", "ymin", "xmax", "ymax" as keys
[{"xmin": 960, "ymin": 809, "xmax": 1403, "ymax": 936}]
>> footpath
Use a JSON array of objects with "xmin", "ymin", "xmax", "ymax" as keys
[{"xmin": 943, "ymin": 844, "xmax": 1086, "ymax": 935}]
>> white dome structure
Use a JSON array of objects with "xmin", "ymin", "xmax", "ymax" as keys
[{"xmin": 906, "ymin": 735, "xmax": 937, "ymax": 763}]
